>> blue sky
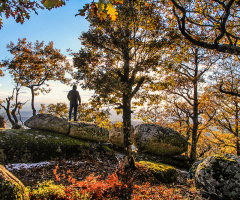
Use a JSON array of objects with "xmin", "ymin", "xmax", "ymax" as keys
[{"xmin": 0, "ymin": 0, "xmax": 94, "ymax": 113}]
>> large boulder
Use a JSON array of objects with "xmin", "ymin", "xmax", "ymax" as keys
[
  {"xmin": 0, "ymin": 116, "xmax": 6, "ymax": 129},
  {"xmin": 24, "ymin": 114, "xmax": 69, "ymax": 134},
  {"xmin": 0, "ymin": 165, "xmax": 29, "ymax": 199},
  {"xmin": 133, "ymin": 124, "xmax": 188, "ymax": 156},
  {"xmin": 195, "ymin": 154, "xmax": 240, "ymax": 200},
  {"xmin": 69, "ymin": 121, "xmax": 109, "ymax": 143}
]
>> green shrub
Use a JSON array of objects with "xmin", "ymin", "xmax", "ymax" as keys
[{"xmin": 26, "ymin": 180, "xmax": 90, "ymax": 200}]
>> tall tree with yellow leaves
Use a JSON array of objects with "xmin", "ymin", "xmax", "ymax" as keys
[
  {"xmin": 150, "ymin": 38, "xmax": 220, "ymax": 161},
  {"xmin": 207, "ymin": 55, "xmax": 240, "ymax": 155},
  {"xmin": 73, "ymin": 1, "xmax": 170, "ymax": 169}
]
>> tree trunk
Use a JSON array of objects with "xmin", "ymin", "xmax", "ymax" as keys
[
  {"xmin": 236, "ymin": 136, "xmax": 240, "ymax": 156},
  {"xmin": 190, "ymin": 89, "xmax": 198, "ymax": 161},
  {"xmin": 123, "ymin": 94, "xmax": 135, "ymax": 169},
  {"xmin": 30, "ymin": 86, "xmax": 36, "ymax": 116},
  {"xmin": 190, "ymin": 50, "xmax": 199, "ymax": 162},
  {"xmin": 11, "ymin": 107, "xmax": 19, "ymax": 125},
  {"xmin": 122, "ymin": 41, "xmax": 135, "ymax": 169},
  {"xmin": 234, "ymin": 98, "xmax": 240, "ymax": 155},
  {"xmin": 6, "ymin": 101, "xmax": 15, "ymax": 126}
]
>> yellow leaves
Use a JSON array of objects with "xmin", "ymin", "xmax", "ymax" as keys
[
  {"xmin": 79, "ymin": 1, "xmax": 119, "ymax": 21},
  {"xmin": 114, "ymin": 121, "xmax": 123, "ymax": 128},
  {"xmin": 98, "ymin": 118, "xmax": 113, "ymax": 130},
  {"xmin": 106, "ymin": 3, "xmax": 117, "ymax": 21}
]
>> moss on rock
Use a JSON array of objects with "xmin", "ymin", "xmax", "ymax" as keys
[
  {"xmin": 0, "ymin": 165, "xmax": 29, "ymax": 200},
  {"xmin": 0, "ymin": 129, "xmax": 90, "ymax": 164},
  {"xmin": 134, "ymin": 124, "xmax": 188, "ymax": 156},
  {"xmin": 138, "ymin": 161, "xmax": 177, "ymax": 183}
]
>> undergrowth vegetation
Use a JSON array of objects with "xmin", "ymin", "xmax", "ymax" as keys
[{"xmin": 26, "ymin": 162, "xmax": 202, "ymax": 200}]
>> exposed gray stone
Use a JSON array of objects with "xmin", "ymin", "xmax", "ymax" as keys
[
  {"xmin": 133, "ymin": 124, "xmax": 188, "ymax": 156},
  {"xmin": 109, "ymin": 125, "xmax": 134, "ymax": 148},
  {"xmin": 69, "ymin": 121, "xmax": 109, "ymax": 143},
  {"xmin": 187, "ymin": 160, "xmax": 203, "ymax": 180},
  {"xmin": 0, "ymin": 116, "xmax": 6, "ymax": 129},
  {"xmin": 0, "ymin": 165, "xmax": 29, "ymax": 200},
  {"xmin": 24, "ymin": 114, "xmax": 69, "ymax": 134},
  {"xmin": 195, "ymin": 154, "xmax": 240, "ymax": 200}
]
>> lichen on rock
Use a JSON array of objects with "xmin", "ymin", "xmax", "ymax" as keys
[
  {"xmin": 134, "ymin": 124, "xmax": 188, "ymax": 156},
  {"xmin": 195, "ymin": 153, "xmax": 240, "ymax": 200},
  {"xmin": 69, "ymin": 121, "xmax": 109, "ymax": 143}
]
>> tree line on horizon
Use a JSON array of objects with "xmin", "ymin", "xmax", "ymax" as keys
[{"xmin": 0, "ymin": 0, "xmax": 240, "ymax": 169}]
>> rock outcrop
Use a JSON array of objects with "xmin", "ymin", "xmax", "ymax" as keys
[
  {"xmin": 24, "ymin": 114, "xmax": 69, "ymax": 134},
  {"xmin": 24, "ymin": 114, "xmax": 109, "ymax": 143},
  {"xmin": 69, "ymin": 121, "xmax": 109, "ymax": 143},
  {"xmin": 133, "ymin": 124, "xmax": 188, "ymax": 156},
  {"xmin": 0, "ymin": 165, "xmax": 29, "ymax": 200},
  {"xmin": 0, "ymin": 116, "xmax": 6, "ymax": 129},
  {"xmin": 195, "ymin": 154, "xmax": 240, "ymax": 200}
]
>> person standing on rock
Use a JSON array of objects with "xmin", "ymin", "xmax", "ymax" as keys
[{"xmin": 67, "ymin": 85, "xmax": 81, "ymax": 121}]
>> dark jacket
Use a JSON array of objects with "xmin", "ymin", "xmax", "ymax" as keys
[{"xmin": 67, "ymin": 90, "xmax": 81, "ymax": 105}]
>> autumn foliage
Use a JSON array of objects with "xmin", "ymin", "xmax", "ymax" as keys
[{"xmin": 27, "ymin": 162, "xmax": 202, "ymax": 200}]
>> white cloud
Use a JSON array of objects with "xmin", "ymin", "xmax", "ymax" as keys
[{"xmin": 0, "ymin": 84, "xmax": 2, "ymax": 87}]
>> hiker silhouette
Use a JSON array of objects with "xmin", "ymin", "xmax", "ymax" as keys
[{"xmin": 67, "ymin": 85, "xmax": 81, "ymax": 121}]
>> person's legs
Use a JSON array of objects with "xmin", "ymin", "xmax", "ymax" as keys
[
  {"xmin": 73, "ymin": 104, "xmax": 78, "ymax": 121},
  {"xmin": 69, "ymin": 104, "xmax": 73, "ymax": 121}
]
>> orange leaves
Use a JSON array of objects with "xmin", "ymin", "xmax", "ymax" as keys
[
  {"xmin": 113, "ymin": 0, "xmax": 124, "ymax": 4},
  {"xmin": 53, "ymin": 165, "xmax": 58, "ymax": 175},
  {"xmin": 68, "ymin": 173, "xmax": 123, "ymax": 199}
]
